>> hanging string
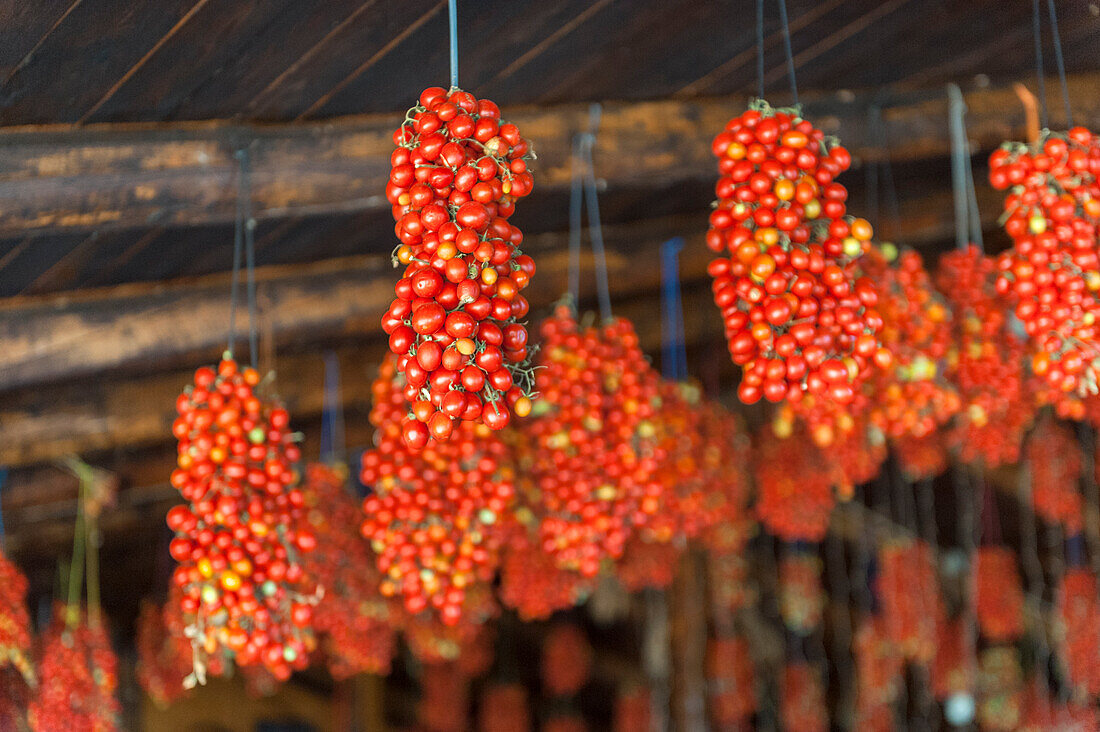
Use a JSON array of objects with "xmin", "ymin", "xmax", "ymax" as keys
[
  {"xmin": 320, "ymin": 351, "xmax": 346, "ymax": 465},
  {"xmin": 1045, "ymin": 0, "xmax": 1073, "ymax": 126},
  {"xmin": 948, "ymin": 84, "xmax": 971, "ymax": 251},
  {"xmin": 65, "ymin": 466, "xmax": 88, "ymax": 629},
  {"xmin": 226, "ymin": 151, "xmax": 247, "ymax": 358},
  {"xmin": 567, "ymin": 135, "xmax": 583, "ymax": 307},
  {"xmin": 239, "ymin": 147, "xmax": 259, "ymax": 370},
  {"xmin": 660, "ymin": 237, "xmax": 688, "ymax": 381},
  {"xmin": 755, "ymin": 0, "xmax": 766, "ymax": 99},
  {"xmin": 964, "ymin": 133, "xmax": 984, "ymax": 251},
  {"xmin": 448, "ymin": 0, "xmax": 459, "ymax": 89},
  {"xmin": 776, "ymin": 0, "xmax": 798, "ymax": 105},
  {"xmin": 1032, "ymin": 0, "xmax": 1050, "ymax": 129},
  {"xmin": 580, "ymin": 104, "xmax": 613, "ymax": 322},
  {"xmin": 864, "ymin": 106, "xmax": 880, "ymax": 221},
  {"xmin": 0, "ymin": 468, "xmax": 6, "ymax": 546},
  {"xmin": 84, "ymin": 483, "xmax": 101, "ymax": 628}
]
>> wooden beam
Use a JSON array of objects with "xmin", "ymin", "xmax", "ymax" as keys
[
  {"xmin": 1, "ymin": 73, "xmax": 1098, "ymax": 237},
  {"xmin": 0, "ymin": 214, "xmax": 710, "ymax": 392}
]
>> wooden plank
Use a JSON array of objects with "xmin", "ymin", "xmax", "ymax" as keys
[
  {"xmin": 2, "ymin": 74, "xmax": 1099, "ymax": 237},
  {"xmin": 0, "ymin": 214, "xmax": 709, "ymax": 393}
]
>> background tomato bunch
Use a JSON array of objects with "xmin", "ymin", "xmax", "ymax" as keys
[
  {"xmin": 778, "ymin": 549, "xmax": 825, "ymax": 636},
  {"xmin": 360, "ymin": 354, "xmax": 514, "ymax": 624},
  {"xmin": 1057, "ymin": 567, "xmax": 1100, "ymax": 697},
  {"xmin": 876, "ymin": 539, "xmax": 937, "ymax": 664},
  {"xmin": 497, "ymin": 533, "xmax": 590, "ymax": 622},
  {"xmin": 29, "ymin": 608, "xmax": 120, "ymax": 732},
  {"xmin": 1025, "ymin": 417, "xmax": 1084, "ymax": 533},
  {"xmin": 301, "ymin": 463, "xmax": 396, "ymax": 678},
  {"xmin": 853, "ymin": 616, "xmax": 903, "ymax": 731},
  {"xmin": 706, "ymin": 635, "xmax": 756, "ymax": 727},
  {"xmin": 938, "ymin": 245, "xmax": 1035, "ymax": 467},
  {"xmin": 706, "ymin": 99, "xmax": 887, "ymax": 411},
  {"xmin": 781, "ymin": 661, "xmax": 828, "ymax": 732},
  {"xmin": 975, "ymin": 546, "xmax": 1026, "ymax": 643},
  {"xmin": 753, "ymin": 422, "xmax": 841, "ymax": 542},
  {"xmin": 136, "ymin": 599, "xmax": 193, "ymax": 709},
  {"xmin": 383, "ymin": 85, "xmax": 537, "ymax": 448},
  {"xmin": 168, "ymin": 355, "xmax": 316, "ymax": 680},
  {"xmin": 0, "ymin": 549, "xmax": 33, "ymax": 688},
  {"xmin": 989, "ymin": 127, "xmax": 1100, "ymax": 415}
]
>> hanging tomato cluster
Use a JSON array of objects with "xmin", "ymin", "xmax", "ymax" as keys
[
  {"xmin": 781, "ymin": 661, "xmax": 828, "ymax": 732},
  {"xmin": 384, "ymin": 86, "xmax": 537, "ymax": 447},
  {"xmin": 479, "ymin": 682, "xmax": 531, "ymax": 732},
  {"xmin": 1025, "ymin": 417, "xmax": 1084, "ymax": 532},
  {"xmin": 29, "ymin": 608, "xmax": 120, "ymax": 732},
  {"xmin": 932, "ymin": 615, "xmax": 973, "ymax": 702},
  {"xmin": 977, "ymin": 646, "xmax": 1023, "ymax": 732},
  {"xmin": 975, "ymin": 546, "xmax": 1026, "ymax": 643},
  {"xmin": 853, "ymin": 616, "xmax": 903, "ymax": 732},
  {"xmin": 876, "ymin": 539, "xmax": 938, "ymax": 664},
  {"xmin": 753, "ymin": 422, "xmax": 841, "ymax": 541},
  {"xmin": 938, "ymin": 246, "xmax": 1035, "ymax": 467},
  {"xmin": 778, "ymin": 549, "xmax": 825, "ymax": 636},
  {"xmin": 168, "ymin": 355, "xmax": 316, "ymax": 680},
  {"xmin": 706, "ymin": 635, "xmax": 756, "ymax": 727},
  {"xmin": 418, "ymin": 661, "xmax": 469, "ymax": 732},
  {"xmin": 136, "ymin": 599, "xmax": 192, "ymax": 709},
  {"xmin": 989, "ymin": 127, "xmax": 1100, "ymax": 415},
  {"xmin": 614, "ymin": 686, "xmax": 651, "ymax": 732},
  {"xmin": 541, "ymin": 623, "xmax": 592, "ymax": 697},
  {"xmin": 707, "ymin": 100, "xmax": 888, "ymax": 411},
  {"xmin": 301, "ymin": 463, "xmax": 396, "ymax": 678},
  {"xmin": 1057, "ymin": 567, "xmax": 1100, "ymax": 697},
  {"xmin": 0, "ymin": 549, "xmax": 33, "ymax": 687},
  {"xmin": 360, "ymin": 354, "xmax": 514, "ymax": 624},
  {"xmin": 512, "ymin": 304, "xmax": 664, "ymax": 576},
  {"xmin": 497, "ymin": 533, "xmax": 590, "ymax": 621}
]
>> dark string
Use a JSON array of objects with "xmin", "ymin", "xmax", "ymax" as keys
[
  {"xmin": 776, "ymin": 0, "xmax": 798, "ymax": 105},
  {"xmin": 567, "ymin": 135, "xmax": 583, "ymax": 307},
  {"xmin": 239, "ymin": 148, "xmax": 259, "ymax": 369},
  {"xmin": 320, "ymin": 351, "xmax": 346, "ymax": 464},
  {"xmin": 1032, "ymin": 0, "xmax": 1050, "ymax": 129},
  {"xmin": 227, "ymin": 151, "xmax": 246, "ymax": 357},
  {"xmin": 864, "ymin": 107, "xmax": 880, "ymax": 221},
  {"xmin": 660, "ymin": 237, "xmax": 688, "ymax": 380},
  {"xmin": 755, "ymin": 0, "xmax": 766, "ymax": 99},
  {"xmin": 1045, "ymin": 0, "xmax": 1073, "ymax": 126},
  {"xmin": 448, "ymin": 0, "xmax": 459, "ymax": 89},
  {"xmin": 581, "ymin": 104, "xmax": 613, "ymax": 322}
]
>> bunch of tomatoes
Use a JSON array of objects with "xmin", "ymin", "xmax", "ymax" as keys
[
  {"xmin": 514, "ymin": 304, "xmax": 664, "ymax": 576},
  {"xmin": 497, "ymin": 533, "xmax": 590, "ymax": 621},
  {"xmin": 975, "ymin": 546, "xmax": 1026, "ymax": 643},
  {"xmin": 989, "ymin": 127, "xmax": 1100, "ymax": 414},
  {"xmin": 168, "ymin": 355, "xmax": 317, "ymax": 680},
  {"xmin": 28, "ymin": 608, "xmax": 120, "ymax": 732},
  {"xmin": 931, "ymin": 615, "xmax": 973, "ymax": 702},
  {"xmin": 706, "ymin": 99, "xmax": 888, "ymax": 410},
  {"xmin": 301, "ymin": 463, "xmax": 396, "ymax": 678},
  {"xmin": 938, "ymin": 245, "xmax": 1036, "ymax": 468},
  {"xmin": 541, "ymin": 623, "xmax": 592, "ymax": 697},
  {"xmin": 135, "ymin": 599, "xmax": 193, "ymax": 709},
  {"xmin": 1057, "ymin": 567, "xmax": 1100, "ymax": 697},
  {"xmin": 753, "ymin": 422, "xmax": 840, "ymax": 541},
  {"xmin": 853, "ymin": 616, "xmax": 904, "ymax": 725},
  {"xmin": 778, "ymin": 549, "xmax": 825, "ymax": 636},
  {"xmin": 781, "ymin": 661, "xmax": 828, "ymax": 732},
  {"xmin": 876, "ymin": 539, "xmax": 938, "ymax": 664},
  {"xmin": 977, "ymin": 646, "xmax": 1024, "ymax": 732},
  {"xmin": 0, "ymin": 548, "xmax": 33, "ymax": 687},
  {"xmin": 1025, "ymin": 417, "xmax": 1084, "ymax": 533},
  {"xmin": 706, "ymin": 635, "xmax": 756, "ymax": 726},
  {"xmin": 383, "ymin": 86, "xmax": 537, "ymax": 448},
  {"xmin": 359, "ymin": 354, "xmax": 514, "ymax": 624}
]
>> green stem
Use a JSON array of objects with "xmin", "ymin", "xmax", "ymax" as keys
[{"xmin": 66, "ymin": 477, "xmax": 86, "ymax": 629}]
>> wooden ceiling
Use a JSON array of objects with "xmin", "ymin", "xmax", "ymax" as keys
[{"xmin": 1, "ymin": 0, "xmax": 1100, "ymax": 661}]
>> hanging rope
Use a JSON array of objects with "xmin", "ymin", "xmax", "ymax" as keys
[
  {"xmin": 1032, "ymin": 0, "xmax": 1050, "ymax": 129},
  {"xmin": 948, "ymin": 84, "xmax": 971, "ymax": 251},
  {"xmin": 864, "ymin": 106, "xmax": 880, "ymax": 221},
  {"xmin": 580, "ymin": 104, "xmax": 613, "ymax": 322},
  {"xmin": 660, "ymin": 237, "xmax": 687, "ymax": 381},
  {"xmin": 776, "ymin": 0, "xmax": 798, "ymax": 105},
  {"xmin": 320, "ymin": 351, "xmax": 346, "ymax": 465},
  {"xmin": 226, "ymin": 151, "xmax": 247, "ymax": 358},
  {"xmin": 755, "ymin": 0, "xmax": 766, "ymax": 99},
  {"xmin": 1046, "ymin": 0, "xmax": 1073, "ymax": 126},
  {"xmin": 448, "ymin": 0, "xmax": 459, "ymax": 89},
  {"xmin": 567, "ymin": 135, "xmax": 583, "ymax": 307},
  {"xmin": 238, "ymin": 147, "xmax": 259, "ymax": 370}
]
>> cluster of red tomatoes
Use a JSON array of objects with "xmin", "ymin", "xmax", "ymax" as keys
[
  {"xmin": 0, "ymin": 549, "xmax": 33, "ymax": 688},
  {"xmin": 479, "ymin": 683, "xmax": 531, "ymax": 732},
  {"xmin": 706, "ymin": 635, "xmax": 756, "ymax": 726},
  {"xmin": 931, "ymin": 616, "xmax": 972, "ymax": 701},
  {"xmin": 876, "ymin": 539, "xmax": 937, "ymax": 664},
  {"xmin": 403, "ymin": 582, "xmax": 499, "ymax": 665},
  {"xmin": 938, "ymin": 245, "xmax": 1036, "ymax": 468},
  {"xmin": 706, "ymin": 100, "xmax": 888, "ymax": 409},
  {"xmin": 977, "ymin": 646, "xmax": 1023, "ymax": 732},
  {"xmin": 359, "ymin": 354, "xmax": 514, "ymax": 624},
  {"xmin": 778, "ymin": 550, "xmax": 824, "ymax": 636},
  {"xmin": 753, "ymin": 422, "xmax": 841, "ymax": 541},
  {"xmin": 989, "ymin": 127, "xmax": 1100, "ymax": 414},
  {"xmin": 383, "ymin": 86, "xmax": 537, "ymax": 448},
  {"xmin": 417, "ymin": 661, "xmax": 470, "ymax": 732},
  {"xmin": 135, "ymin": 599, "xmax": 193, "ymax": 710},
  {"xmin": 781, "ymin": 661, "xmax": 828, "ymax": 732},
  {"xmin": 853, "ymin": 616, "xmax": 903, "ymax": 728},
  {"xmin": 708, "ymin": 548, "xmax": 757, "ymax": 615},
  {"xmin": 975, "ymin": 546, "xmax": 1026, "ymax": 643},
  {"xmin": 498, "ymin": 534, "xmax": 590, "ymax": 622},
  {"xmin": 614, "ymin": 687, "xmax": 651, "ymax": 732},
  {"xmin": 301, "ymin": 463, "xmax": 396, "ymax": 678},
  {"xmin": 1057, "ymin": 567, "xmax": 1100, "ymax": 696},
  {"xmin": 28, "ymin": 608, "xmax": 120, "ymax": 732},
  {"xmin": 541, "ymin": 623, "xmax": 592, "ymax": 697},
  {"xmin": 513, "ymin": 305, "xmax": 665, "ymax": 576},
  {"xmin": 616, "ymin": 537, "xmax": 679, "ymax": 593},
  {"xmin": 1025, "ymin": 417, "xmax": 1084, "ymax": 533},
  {"xmin": 168, "ymin": 355, "xmax": 316, "ymax": 680}
]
